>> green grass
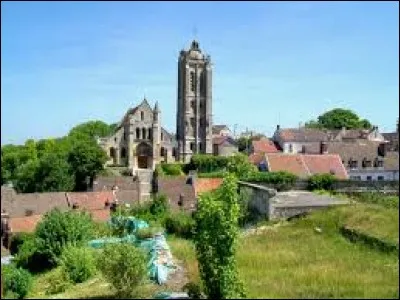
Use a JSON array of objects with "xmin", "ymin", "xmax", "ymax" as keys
[{"xmin": 167, "ymin": 202, "xmax": 399, "ymax": 299}]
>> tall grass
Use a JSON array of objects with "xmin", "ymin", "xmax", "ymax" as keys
[{"xmin": 168, "ymin": 203, "xmax": 399, "ymax": 299}]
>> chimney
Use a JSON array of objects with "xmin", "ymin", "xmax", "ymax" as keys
[
  {"xmin": 320, "ymin": 141, "xmax": 328, "ymax": 154},
  {"xmin": 276, "ymin": 124, "xmax": 280, "ymax": 131},
  {"xmin": 378, "ymin": 143, "xmax": 387, "ymax": 157}
]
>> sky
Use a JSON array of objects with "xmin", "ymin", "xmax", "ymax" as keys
[{"xmin": 1, "ymin": 1, "xmax": 399, "ymax": 145}]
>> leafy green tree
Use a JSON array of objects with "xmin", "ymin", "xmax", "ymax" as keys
[
  {"xmin": 68, "ymin": 120, "xmax": 114, "ymax": 141},
  {"xmin": 14, "ymin": 160, "xmax": 39, "ymax": 193},
  {"xmin": 194, "ymin": 173, "xmax": 246, "ymax": 299},
  {"xmin": 67, "ymin": 138, "xmax": 107, "ymax": 191},
  {"xmin": 305, "ymin": 108, "xmax": 373, "ymax": 130},
  {"xmin": 34, "ymin": 153, "xmax": 75, "ymax": 192}
]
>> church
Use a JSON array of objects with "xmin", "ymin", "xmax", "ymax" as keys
[{"xmin": 98, "ymin": 40, "xmax": 213, "ymax": 172}]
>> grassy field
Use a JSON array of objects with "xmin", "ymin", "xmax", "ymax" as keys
[
  {"xmin": 168, "ymin": 200, "xmax": 399, "ymax": 299},
  {"xmin": 26, "ymin": 195, "xmax": 399, "ymax": 299}
]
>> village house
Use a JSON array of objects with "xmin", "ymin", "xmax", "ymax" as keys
[
  {"xmin": 250, "ymin": 152, "xmax": 348, "ymax": 179},
  {"xmin": 212, "ymin": 125, "xmax": 232, "ymax": 137},
  {"xmin": 212, "ymin": 136, "xmax": 238, "ymax": 157}
]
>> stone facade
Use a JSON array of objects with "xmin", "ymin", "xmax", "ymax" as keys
[
  {"xmin": 176, "ymin": 40, "xmax": 213, "ymax": 163},
  {"xmin": 98, "ymin": 99, "xmax": 176, "ymax": 173}
]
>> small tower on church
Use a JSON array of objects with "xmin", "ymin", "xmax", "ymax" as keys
[
  {"xmin": 176, "ymin": 40, "xmax": 213, "ymax": 163},
  {"xmin": 152, "ymin": 101, "xmax": 161, "ymax": 169}
]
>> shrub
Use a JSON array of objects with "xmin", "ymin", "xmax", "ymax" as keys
[
  {"xmin": 161, "ymin": 163, "xmax": 183, "ymax": 176},
  {"xmin": 34, "ymin": 209, "xmax": 95, "ymax": 266},
  {"xmin": 242, "ymin": 171, "xmax": 297, "ymax": 191},
  {"xmin": 183, "ymin": 282, "xmax": 204, "ymax": 299},
  {"xmin": 97, "ymin": 243, "xmax": 147, "ymax": 298},
  {"xmin": 197, "ymin": 171, "xmax": 225, "ymax": 178},
  {"xmin": 44, "ymin": 268, "xmax": 71, "ymax": 295},
  {"xmin": 2, "ymin": 265, "xmax": 33, "ymax": 299},
  {"xmin": 13, "ymin": 236, "xmax": 51, "ymax": 273},
  {"xmin": 307, "ymin": 173, "xmax": 338, "ymax": 191},
  {"xmin": 150, "ymin": 193, "xmax": 169, "ymax": 216},
  {"xmin": 191, "ymin": 154, "xmax": 229, "ymax": 173},
  {"xmin": 136, "ymin": 226, "xmax": 164, "ymax": 239},
  {"xmin": 93, "ymin": 221, "xmax": 113, "ymax": 238},
  {"xmin": 194, "ymin": 173, "xmax": 246, "ymax": 299},
  {"xmin": 60, "ymin": 245, "xmax": 97, "ymax": 283},
  {"xmin": 165, "ymin": 212, "xmax": 195, "ymax": 239},
  {"xmin": 9, "ymin": 233, "xmax": 35, "ymax": 256},
  {"xmin": 226, "ymin": 153, "xmax": 257, "ymax": 178}
]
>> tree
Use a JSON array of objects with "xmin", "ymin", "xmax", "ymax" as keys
[
  {"xmin": 235, "ymin": 133, "xmax": 265, "ymax": 153},
  {"xmin": 67, "ymin": 138, "xmax": 107, "ymax": 191},
  {"xmin": 193, "ymin": 173, "xmax": 246, "ymax": 299},
  {"xmin": 34, "ymin": 153, "xmax": 75, "ymax": 192},
  {"xmin": 68, "ymin": 120, "xmax": 115, "ymax": 141},
  {"xmin": 305, "ymin": 108, "xmax": 373, "ymax": 130},
  {"xmin": 14, "ymin": 160, "xmax": 39, "ymax": 193}
]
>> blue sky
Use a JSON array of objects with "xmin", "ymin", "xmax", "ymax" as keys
[{"xmin": 1, "ymin": 1, "xmax": 399, "ymax": 145}]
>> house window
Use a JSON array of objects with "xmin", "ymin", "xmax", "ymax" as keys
[
  {"xmin": 362, "ymin": 159, "xmax": 372, "ymax": 168},
  {"xmin": 121, "ymin": 148, "xmax": 126, "ymax": 158},
  {"xmin": 142, "ymin": 128, "xmax": 146, "ymax": 140},
  {"xmin": 289, "ymin": 144, "xmax": 293, "ymax": 153},
  {"xmin": 190, "ymin": 71, "xmax": 196, "ymax": 92},
  {"xmin": 301, "ymin": 145, "xmax": 306, "ymax": 153},
  {"xmin": 190, "ymin": 142, "xmax": 195, "ymax": 151},
  {"xmin": 161, "ymin": 132, "xmax": 164, "ymax": 140},
  {"xmin": 148, "ymin": 128, "xmax": 152, "ymax": 139},
  {"xmin": 160, "ymin": 147, "xmax": 165, "ymax": 157},
  {"xmin": 377, "ymin": 176, "xmax": 384, "ymax": 181},
  {"xmin": 114, "ymin": 137, "xmax": 117, "ymax": 142},
  {"xmin": 136, "ymin": 128, "xmax": 140, "ymax": 139},
  {"xmin": 141, "ymin": 111, "xmax": 144, "ymax": 121},
  {"xmin": 199, "ymin": 143, "xmax": 203, "ymax": 152},
  {"xmin": 348, "ymin": 160, "xmax": 358, "ymax": 169},
  {"xmin": 123, "ymin": 131, "xmax": 127, "ymax": 141},
  {"xmin": 366, "ymin": 176, "xmax": 372, "ymax": 181}
]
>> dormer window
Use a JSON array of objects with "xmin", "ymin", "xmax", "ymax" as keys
[
  {"xmin": 348, "ymin": 159, "xmax": 358, "ymax": 169},
  {"xmin": 141, "ymin": 111, "xmax": 144, "ymax": 121}
]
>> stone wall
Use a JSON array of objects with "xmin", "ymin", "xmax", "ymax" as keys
[{"xmin": 237, "ymin": 181, "xmax": 276, "ymax": 221}]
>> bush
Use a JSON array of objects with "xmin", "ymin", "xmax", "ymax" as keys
[
  {"xmin": 2, "ymin": 265, "xmax": 33, "ymax": 299},
  {"xmin": 161, "ymin": 163, "xmax": 183, "ymax": 176},
  {"xmin": 13, "ymin": 236, "xmax": 51, "ymax": 273},
  {"xmin": 44, "ymin": 268, "xmax": 71, "ymax": 295},
  {"xmin": 9, "ymin": 233, "xmax": 35, "ymax": 256},
  {"xmin": 226, "ymin": 153, "xmax": 257, "ymax": 178},
  {"xmin": 136, "ymin": 226, "xmax": 164, "ymax": 239},
  {"xmin": 34, "ymin": 209, "xmax": 95, "ymax": 267},
  {"xmin": 97, "ymin": 243, "xmax": 147, "ymax": 298},
  {"xmin": 307, "ymin": 173, "xmax": 338, "ymax": 191},
  {"xmin": 60, "ymin": 245, "xmax": 97, "ymax": 283},
  {"xmin": 191, "ymin": 154, "xmax": 230, "ymax": 173},
  {"xmin": 183, "ymin": 282, "xmax": 204, "ymax": 299},
  {"xmin": 93, "ymin": 221, "xmax": 113, "ymax": 238},
  {"xmin": 242, "ymin": 171, "xmax": 297, "ymax": 191},
  {"xmin": 165, "ymin": 212, "xmax": 195, "ymax": 239}
]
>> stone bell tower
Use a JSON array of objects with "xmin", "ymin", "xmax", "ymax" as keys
[{"xmin": 176, "ymin": 40, "xmax": 213, "ymax": 163}]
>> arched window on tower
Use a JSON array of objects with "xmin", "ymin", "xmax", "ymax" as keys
[
  {"xmin": 148, "ymin": 128, "xmax": 152, "ymax": 140},
  {"xmin": 200, "ymin": 71, "xmax": 206, "ymax": 96},
  {"xmin": 142, "ymin": 128, "xmax": 146, "ymax": 140},
  {"xmin": 141, "ymin": 111, "xmax": 144, "ymax": 121},
  {"xmin": 190, "ymin": 71, "xmax": 196, "ymax": 92},
  {"xmin": 136, "ymin": 128, "xmax": 140, "ymax": 139}
]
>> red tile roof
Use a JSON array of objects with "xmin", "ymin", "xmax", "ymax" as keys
[
  {"xmin": 194, "ymin": 178, "xmax": 223, "ymax": 196},
  {"xmin": 249, "ymin": 153, "xmax": 266, "ymax": 165},
  {"xmin": 9, "ymin": 215, "xmax": 42, "ymax": 233},
  {"xmin": 252, "ymin": 138, "xmax": 279, "ymax": 153},
  {"xmin": 302, "ymin": 154, "xmax": 348, "ymax": 179},
  {"xmin": 66, "ymin": 191, "xmax": 114, "ymax": 210},
  {"xmin": 266, "ymin": 154, "xmax": 309, "ymax": 178},
  {"xmin": 265, "ymin": 153, "xmax": 348, "ymax": 179}
]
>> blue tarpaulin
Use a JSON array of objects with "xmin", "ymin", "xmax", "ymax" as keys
[{"xmin": 88, "ymin": 216, "xmax": 176, "ymax": 285}]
